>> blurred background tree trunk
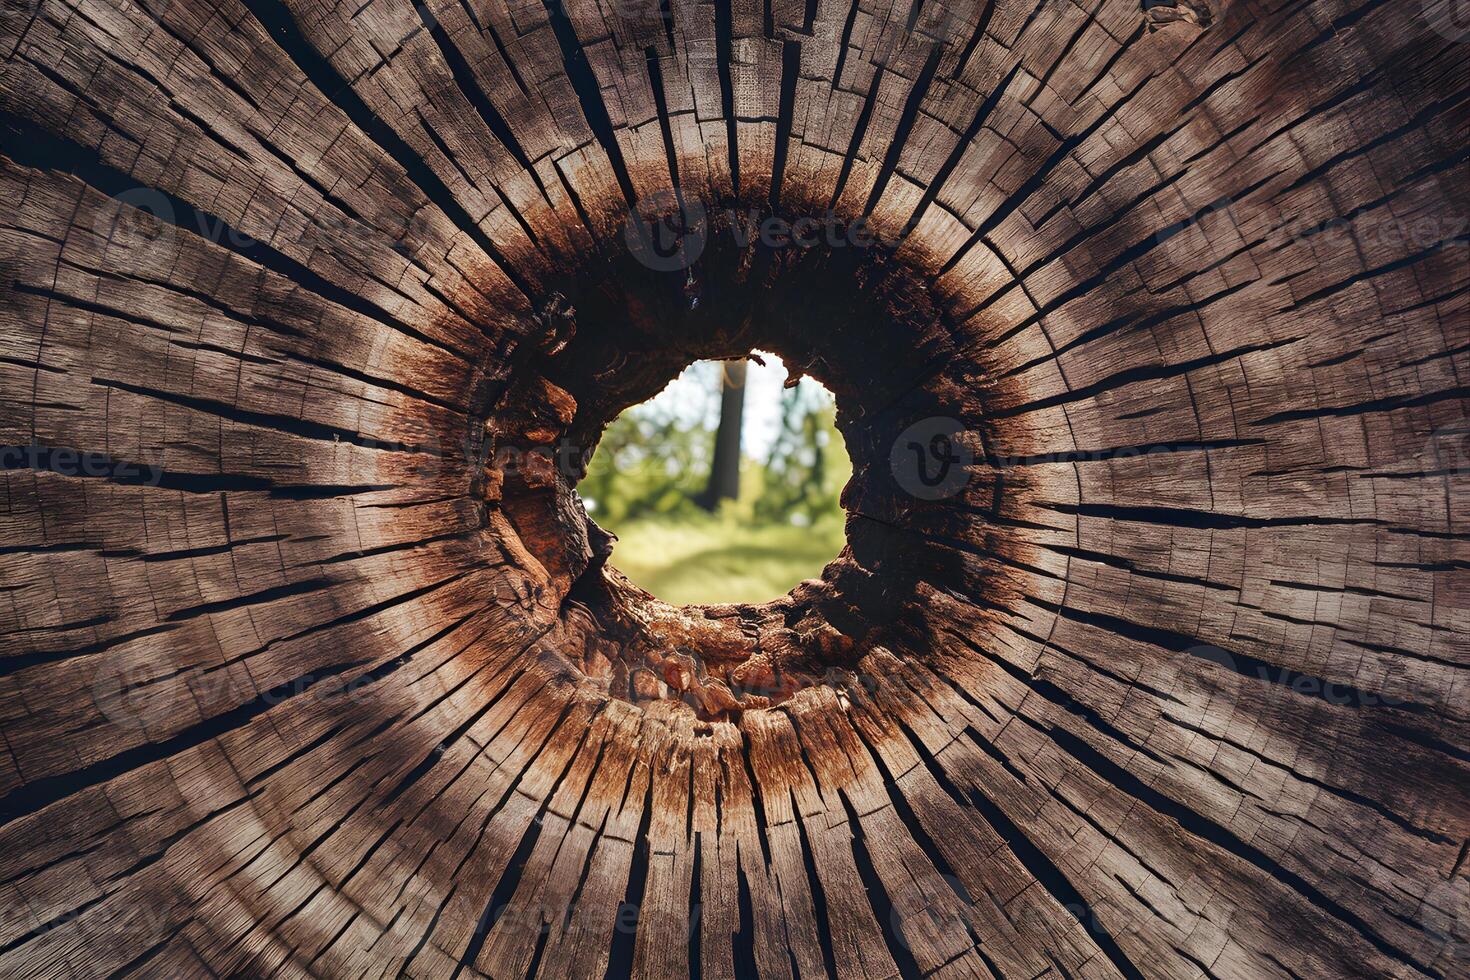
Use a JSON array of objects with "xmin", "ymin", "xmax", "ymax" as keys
[{"xmin": 698, "ymin": 359, "xmax": 746, "ymax": 509}]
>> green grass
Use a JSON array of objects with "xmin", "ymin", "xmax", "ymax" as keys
[{"xmin": 605, "ymin": 513, "xmax": 846, "ymax": 605}]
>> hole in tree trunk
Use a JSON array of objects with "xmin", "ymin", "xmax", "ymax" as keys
[
  {"xmin": 471, "ymin": 215, "xmax": 991, "ymax": 720},
  {"xmin": 578, "ymin": 354, "xmax": 851, "ymax": 607}
]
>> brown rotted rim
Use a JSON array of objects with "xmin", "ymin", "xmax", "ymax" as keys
[{"xmin": 474, "ymin": 194, "xmax": 1007, "ymax": 721}]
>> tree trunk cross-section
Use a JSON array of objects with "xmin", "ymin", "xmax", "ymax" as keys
[{"xmin": 0, "ymin": 0, "xmax": 1467, "ymax": 977}]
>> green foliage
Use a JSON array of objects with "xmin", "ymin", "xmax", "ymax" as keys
[
  {"xmin": 754, "ymin": 385, "xmax": 849, "ymax": 525},
  {"xmin": 580, "ymin": 359, "xmax": 849, "ymax": 531},
  {"xmin": 578, "ymin": 358, "xmax": 850, "ymax": 602},
  {"xmin": 578, "ymin": 408, "xmax": 712, "ymax": 525},
  {"xmin": 578, "ymin": 361, "xmax": 717, "ymax": 525}
]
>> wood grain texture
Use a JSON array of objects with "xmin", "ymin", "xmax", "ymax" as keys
[{"xmin": 0, "ymin": 0, "xmax": 1466, "ymax": 976}]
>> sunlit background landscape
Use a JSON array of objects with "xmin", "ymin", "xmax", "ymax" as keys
[{"xmin": 579, "ymin": 352, "xmax": 850, "ymax": 605}]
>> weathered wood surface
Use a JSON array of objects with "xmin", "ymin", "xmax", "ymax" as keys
[{"xmin": 0, "ymin": 0, "xmax": 1466, "ymax": 976}]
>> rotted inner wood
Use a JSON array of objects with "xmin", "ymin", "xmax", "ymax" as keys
[{"xmin": 0, "ymin": 0, "xmax": 1466, "ymax": 977}]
